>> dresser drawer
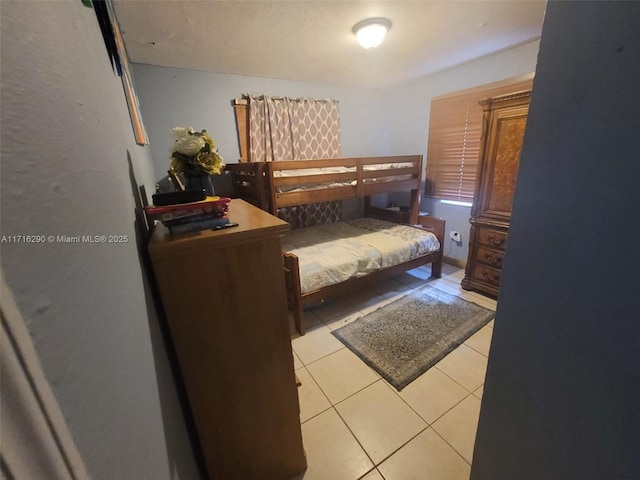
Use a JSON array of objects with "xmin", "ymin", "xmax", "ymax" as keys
[
  {"xmin": 471, "ymin": 264, "xmax": 502, "ymax": 288},
  {"xmin": 475, "ymin": 246, "xmax": 504, "ymax": 269},
  {"xmin": 477, "ymin": 228, "xmax": 508, "ymax": 250}
]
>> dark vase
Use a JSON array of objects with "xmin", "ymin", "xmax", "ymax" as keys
[{"xmin": 184, "ymin": 173, "xmax": 215, "ymax": 196}]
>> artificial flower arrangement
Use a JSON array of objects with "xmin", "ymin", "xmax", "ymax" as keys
[{"xmin": 170, "ymin": 127, "xmax": 224, "ymax": 176}]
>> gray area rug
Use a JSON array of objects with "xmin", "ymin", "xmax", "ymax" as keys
[{"xmin": 332, "ymin": 285, "xmax": 495, "ymax": 391}]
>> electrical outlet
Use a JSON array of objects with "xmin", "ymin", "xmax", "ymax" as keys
[{"xmin": 450, "ymin": 230, "xmax": 462, "ymax": 242}]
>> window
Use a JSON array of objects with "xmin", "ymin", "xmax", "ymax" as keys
[{"xmin": 425, "ymin": 74, "xmax": 534, "ymax": 203}]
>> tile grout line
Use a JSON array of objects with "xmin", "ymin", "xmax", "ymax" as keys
[
  {"xmin": 379, "ymin": 377, "xmax": 480, "ymax": 438},
  {"xmin": 463, "ymin": 339, "xmax": 491, "ymax": 358},
  {"xmin": 432, "ymin": 361, "xmax": 484, "ymax": 395},
  {"xmin": 329, "ymin": 379, "xmax": 434, "ymax": 474},
  {"xmin": 330, "ymin": 404, "xmax": 379, "ymax": 474},
  {"xmin": 333, "ymin": 379, "xmax": 433, "ymax": 471},
  {"xmin": 304, "ymin": 361, "xmax": 379, "ymax": 410},
  {"xmin": 429, "ymin": 420, "xmax": 476, "ymax": 467},
  {"xmin": 292, "ymin": 344, "xmax": 347, "ymax": 369},
  {"xmin": 297, "ymin": 267, "xmax": 483, "ymax": 475},
  {"xmin": 296, "ymin": 365, "xmax": 332, "ymax": 425},
  {"xmin": 355, "ymin": 467, "xmax": 380, "ymax": 480}
]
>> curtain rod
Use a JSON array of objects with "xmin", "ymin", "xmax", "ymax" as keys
[{"xmin": 233, "ymin": 95, "xmax": 338, "ymax": 104}]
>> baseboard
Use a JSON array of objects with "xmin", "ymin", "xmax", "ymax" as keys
[{"xmin": 443, "ymin": 256, "xmax": 466, "ymax": 269}]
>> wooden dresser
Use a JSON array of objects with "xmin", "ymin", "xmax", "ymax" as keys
[
  {"xmin": 148, "ymin": 199, "xmax": 306, "ymax": 480},
  {"xmin": 462, "ymin": 90, "xmax": 531, "ymax": 297}
]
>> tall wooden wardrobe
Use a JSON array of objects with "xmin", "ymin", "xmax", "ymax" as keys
[{"xmin": 462, "ymin": 90, "xmax": 531, "ymax": 297}]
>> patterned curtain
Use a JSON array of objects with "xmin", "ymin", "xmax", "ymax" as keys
[
  {"xmin": 248, "ymin": 95, "xmax": 341, "ymax": 162},
  {"xmin": 276, "ymin": 201, "xmax": 343, "ymax": 230}
]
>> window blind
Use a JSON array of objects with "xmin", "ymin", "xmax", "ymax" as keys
[{"xmin": 425, "ymin": 75, "xmax": 534, "ymax": 203}]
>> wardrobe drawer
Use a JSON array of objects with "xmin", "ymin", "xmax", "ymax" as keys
[
  {"xmin": 475, "ymin": 247, "xmax": 504, "ymax": 269},
  {"xmin": 471, "ymin": 264, "xmax": 502, "ymax": 288},
  {"xmin": 477, "ymin": 228, "xmax": 508, "ymax": 250}
]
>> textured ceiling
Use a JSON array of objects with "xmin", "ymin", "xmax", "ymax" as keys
[{"xmin": 114, "ymin": 0, "xmax": 546, "ymax": 89}]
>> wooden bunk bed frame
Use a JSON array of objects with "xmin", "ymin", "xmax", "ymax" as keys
[{"xmin": 226, "ymin": 155, "xmax": 445, "ymax": 335}]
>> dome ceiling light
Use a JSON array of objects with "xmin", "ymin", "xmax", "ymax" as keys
[{"xmin": 353, "ymin": 17, "xmax": 392, "ymax": 49}]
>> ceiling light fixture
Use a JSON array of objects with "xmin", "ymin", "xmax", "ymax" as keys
[{"xmin": 353, "ymin": 17, "xmax": 392, "ymax": 49}]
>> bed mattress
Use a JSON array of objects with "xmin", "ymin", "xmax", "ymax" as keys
[
  {"xmin": 280, "ymin": 217, "xmax": 440, "ymax": 294},
  {"xmin": 273, "ymin": 162, "xmax": 415, "ymax": 193}
]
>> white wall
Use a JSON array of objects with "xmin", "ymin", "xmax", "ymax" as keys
[
  {"xmin": 0, "ymin": 3, "xmax": 198, "ymax": 479},
  {"xmin": 385, "ymin": 40, "xmax": 541, "ymax": 264},
  {"xmin": 132, "ymin": 43, "xmax": 540, "ymax": 263},
  {"xmin": 131, "ymin": 65, "xmax": 392, "ymax": 182},
  {"xmin": 472, "ymin": 2, "xmax": 640, "ymax": 478}
]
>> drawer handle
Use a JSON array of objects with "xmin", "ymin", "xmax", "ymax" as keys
[
  {"xmin": 487, "ymin": 234, "xmax": 505, "ymax": 247},
  {"xmin": 481, "ymin": 270, "xmax": 500, "ymax": 282},
  {"xmin": 484, "ymin": 254, "xmax": 502, "ymax": 267}
]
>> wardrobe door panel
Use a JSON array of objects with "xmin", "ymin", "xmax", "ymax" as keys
[{"xmin": 481, "ymin": 107, "xmax": 528, "ymax": 219}]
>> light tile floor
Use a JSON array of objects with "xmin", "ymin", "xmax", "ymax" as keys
[{"xmin": 290, "ymin": 264, "xmax": 497, "ymax": 480}]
